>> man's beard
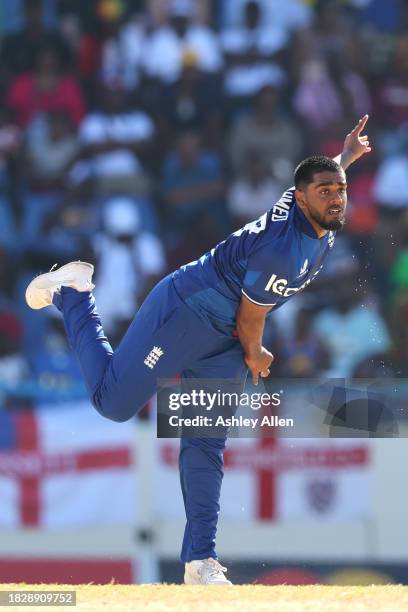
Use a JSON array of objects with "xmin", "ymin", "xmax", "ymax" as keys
[{"xmin": 309, "ymin": 207, "xmax": 346, "ymax": 231}]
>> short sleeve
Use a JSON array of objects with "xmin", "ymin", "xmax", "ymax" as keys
[{"xmin": 242, "ymin": 241, "xmax": 290, "ymax": 306}]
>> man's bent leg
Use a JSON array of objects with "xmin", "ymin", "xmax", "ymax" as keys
[
  {"xmin": 179, "ymin": 342, "xmax": 248, "ymax": 563},
  {"xmin": 53, "ymin": 275, "xmax": 195, "ymax": 422}
]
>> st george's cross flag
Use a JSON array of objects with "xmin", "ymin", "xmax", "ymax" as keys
[
  {"xmin": 0, "ymin": 402, "xmax": 136, "ymax": 528},
  {"xmin": 156, "ymin": 437, "xmax": 372, "ymax": 522}
]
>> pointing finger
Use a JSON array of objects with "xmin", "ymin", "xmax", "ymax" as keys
[{"xmin": 355, "ymin": 114, "xmax": 369, "ymax": 135}]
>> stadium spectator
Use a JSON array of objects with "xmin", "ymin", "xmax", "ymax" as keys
[
  {"xmin": 162, "ymin": 129, "xmax": 227, "ymax": 259},
  {"xmin": 228, "ymin": 84, "xmax": 301, "ymax": 185},
  {"xmin": 153, "ymin": 50, "xmax": 224, "ymax": 152},
  {"xmin": 293, "ymin": 54, "xmax": 371, "ymax": 132},
  {"xmin": 93, "ymin": 0, "xmax": 147, "ymax": 90},
  {"xmin": 222, "ymin": 0, "xmax": 311, "ymax": 35},
  {"xmin": 21, "ymin": 110, "xmax": 79, "ymax": 247},
  {"xmin": 227, "ymin": 152, "xmax": 281, "ymax": 227},
  {"xmin": 0, "ymin": 0, "xmax": 71, "ymax": 80},
  {"xmin": 142, "ymin": 0, "xmax": 222, "ymax": 83},
  {"xmin": 70, "ymin": 83, "xmax": 155, "ymax": 213},
  {"xmin": 220, "ymin": 0, "xmax": 286, "ymax": 100},
  {"xmin": 373, "ymin": 146, "xmax": 408, "ymax": 218},
  {"xmin": 313, "ymin": 274, "xmax": 391, "ymax": 377},
  {"xmin": 92, "ymin": 196, "xmax": 166, "ymax": 341},
  {"xmin": 6, "ymin": 43, "xmax": 85, "ymax": 128},
  {"xmin": 25, "ymin": 110, "xmax": 78, "ymax": 184}
]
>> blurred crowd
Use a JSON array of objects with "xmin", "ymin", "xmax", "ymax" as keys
[{"xmin": 0, "ymin": 0, "xmax": 408, "ymax": 406}]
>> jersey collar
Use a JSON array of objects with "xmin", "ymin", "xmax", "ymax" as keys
[{"xmin": 294, "ymin": 203, "xmax": 326, "ymax": 239}]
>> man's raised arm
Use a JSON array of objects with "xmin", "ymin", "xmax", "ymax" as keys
[{"xmin": 334, "ymin": 114, "xmax": 371, "ymax": 171}]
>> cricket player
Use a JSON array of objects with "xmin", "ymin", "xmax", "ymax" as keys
[{"xmin": 26, "ymin": 116, "xmax": 371, "ymax": 585}]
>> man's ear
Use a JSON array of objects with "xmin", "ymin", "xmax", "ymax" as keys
[{"xmin": 295, "ymin": 188, "xmax": 306, "ymax": 209}]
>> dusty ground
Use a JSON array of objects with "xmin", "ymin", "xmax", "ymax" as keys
[{"xmin": 2, "ymin": 584, "xmax": 408, "ymax": 611}]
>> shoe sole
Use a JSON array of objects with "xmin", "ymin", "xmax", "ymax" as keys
[
  {"xmin": 184, "ymin": 574, "xmax": 232, "ymax": 586},
  {"xmin": 25, "ymin": 261, "xmax": 94, "ymax": 310}
]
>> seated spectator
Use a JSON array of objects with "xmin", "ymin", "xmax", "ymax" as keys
[
  {"xmin": 313, "ymin": 274, "xmax": 391, "ymax": 377},
  {"xmin": 222, "ymin": 0, "xmax": 311, "ymax": 35},
  {"xmin": 21, "ymin": 110, "xmax": 79, "ymax": 246},
  {"xmin": 227, "ymin": 152, "xmax": 282, "ymax": 227},
  {"xmin": 228, "ymin": 84, "xmax": 301, "ymax": 185},
  {"xmin": 373, "ymin": 146, "xmax": 408, "ymax": 218},
  {"xmin": 293, "ymin": 55, "xmax": 371, "ymax": 132},
  {"xmin": 25, "ymin": 110, "xmax": 79, "ymax": 188},
  {"xmin": 92, "ymin": 197, "xmax": 166, "ymax": 341},
  {"xmin": 96, "ymin": 0, "xmax": 147, "ymax": 90},
  {"xmin": 0, "ymin": 0, "xmax": 72, "ymax": 80},
  {"xmin": 299, "ymin": 0, "xmax": 355, "ymax": 60},
  {"xmin": 154, "ymin": 50, "xmax": 224, "ymax": 152},
  {"xmin": 142, "ymin": 0, "xmax": 222, "ymax": 83},
  {"xmin": 162, "ymin": 129, "xmax": 228, "ymax": 255},
  {"xmin": 70, "ymin": 83, "xmax": 155, "ymax": 201},
  {"xmin": 7, "ymin": 43, "xmax": 85, "ymax": 128},
  {"xmin": 221, "ymin": 0, "xmax": 287, "ymax": 100}
]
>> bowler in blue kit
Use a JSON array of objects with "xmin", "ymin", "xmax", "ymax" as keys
[{"xmin": 26, "ymin": 117, "xmax": 371, "ymax": 585}]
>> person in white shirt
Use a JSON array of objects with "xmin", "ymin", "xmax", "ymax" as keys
[
  {"xmin": 93, "ymin": 196, "xmax": 166, "ymax": 337},
  {"xmin": 221, "ymin": 0, "xmax": 287, "ymax": 97},
  {"xmin": 374, "ymin": 151, "xmax": 408, "ymax": 215},
  {"xmin": 228, "ymin": 152, "xmax": 282, "ymax": 225},
  {"xmin": 142, "ymin": 0, "xmax": 222, "ymax": 83},
  {"xmin": 70, "ymin": 83, "xmax": 154, "ymax": 197}
]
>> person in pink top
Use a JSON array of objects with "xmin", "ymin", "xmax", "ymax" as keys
[{"xmin": 7, "ymin": 43, "xmax": 85, "ymax": 129}]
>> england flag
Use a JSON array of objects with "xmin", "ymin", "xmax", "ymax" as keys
[{"xmin": 0, "ymin": 402, "xmax": 136, "ymax": 528}]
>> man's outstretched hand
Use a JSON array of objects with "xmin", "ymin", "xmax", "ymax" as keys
[{"xmin": 340, "ymin": 115, "xmax": 372, "ymax": 169}]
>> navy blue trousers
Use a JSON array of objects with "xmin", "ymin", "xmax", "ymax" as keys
[{"xmin": 53, "ymin": 274, "xmax": 248, "ymax": 562}]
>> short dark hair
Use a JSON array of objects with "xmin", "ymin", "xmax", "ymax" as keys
[{"xmin": 294, "ymin": 155, "xmax": 343, "ymax": 189}]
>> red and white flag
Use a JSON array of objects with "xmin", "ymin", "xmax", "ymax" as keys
[
  {"xmin": 156, "ymin": 437, "xmax": 372, "ymax": 522},
  {"xmin": 0, "ymin": 402, "xmax": 136, "ymax": 528}
]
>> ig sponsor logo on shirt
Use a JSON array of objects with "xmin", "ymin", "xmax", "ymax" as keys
[{"xmin": 265, "ymin": 267, "xmax": 322, "ymax": 298}]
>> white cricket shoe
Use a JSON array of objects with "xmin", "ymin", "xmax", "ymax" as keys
[
  {"xmin": 25, "ymin": 261, "xmax": 95, "ymax": 310},
  {"xmin": 184, "ymin": 558, "xmax": 232, "ymax": 585}
]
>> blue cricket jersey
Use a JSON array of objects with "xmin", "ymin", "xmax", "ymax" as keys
[{"xmin": 172, "ymin": 187, "xmax": 336, "ymax": 335}]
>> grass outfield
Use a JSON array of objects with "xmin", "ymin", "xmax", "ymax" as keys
[{"xmin": 2, "ymin": 584, "xmax": 408, "ymax": 611}]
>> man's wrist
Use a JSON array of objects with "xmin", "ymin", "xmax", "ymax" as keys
[
  {"xmin": 339, "ymin": 149, "xmax": 355, "ymax": 170},
  {"xmin": 245, "ymin": 346, "xmax": 263, "ymax": 360}
]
